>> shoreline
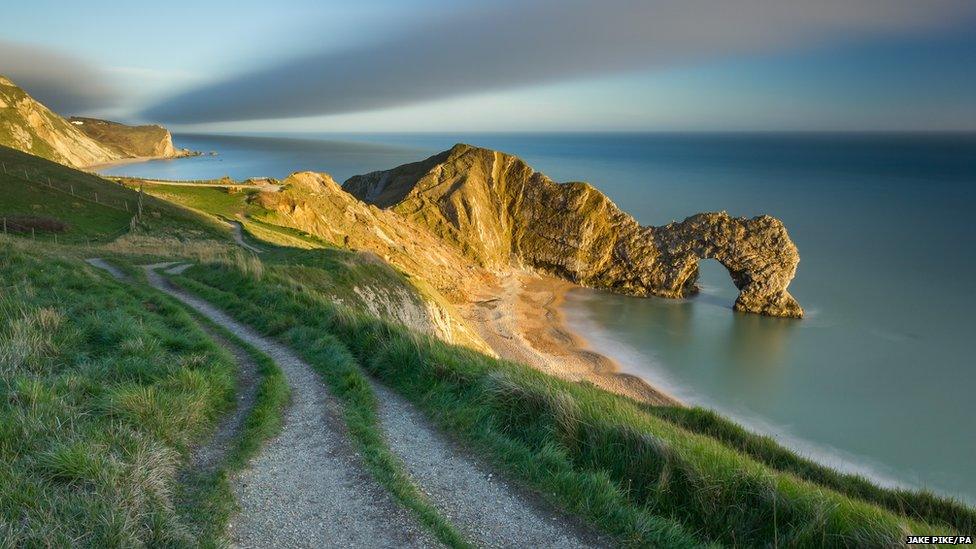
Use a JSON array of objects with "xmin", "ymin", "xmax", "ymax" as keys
[
  {"xmin": 460, "ymin": 271, "xmax": 681, "ymax": 407},
  {"xmin": 85, "ymin": 150, "xmax": 201, "ymax": 171}
]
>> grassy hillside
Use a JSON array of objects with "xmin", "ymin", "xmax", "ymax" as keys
[
  {"xmin": 172, "ymin": 255, "xmax": 975, "ymax": 546},
  {"xmin": 0, "ymin": 145, "xmax": 231, "ymax": 247},
  {"xmin": 0, "ymin": 240, "xmax": 237, "ymax": 545}
]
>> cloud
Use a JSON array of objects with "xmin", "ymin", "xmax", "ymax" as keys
[
  {"xmin": 0, "ymin": 40, "xmax": 123, "ymax": 115},
  {"xmin": 143, "ymin": 0, "xmax": 976, "ymax": 123}
]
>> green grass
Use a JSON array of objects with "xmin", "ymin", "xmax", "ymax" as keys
[
  {"xmin": 0, "ymin": 145, "xmax": 233, "ymax": 246},
  {"xmin": 131, "ymin": 180, "xmax": 337, "ymax": 252},
  {"xmin": 129, "ymin": 182, "xmax": 256, "ymax": 220},
  {"xmin": 169, "ymin": 304, "xmax": 289, "ymax": 546},
  {"xmin": 0, "ymin": 238, "xmax": 236, "ymax": 546},
  {"xmin": 173, "ymin": 258, "xmax": 975, "ymax": 547}
]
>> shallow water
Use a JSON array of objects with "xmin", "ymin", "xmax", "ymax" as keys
[{"xmin": 103, "ymin": 131, "xmax": 976, "ymax": 503}]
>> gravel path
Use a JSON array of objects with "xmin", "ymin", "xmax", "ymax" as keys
[
  {"xmin": 371, "ymin": 382, "xmax": 607, "ymax": 549},
  {"xmin": 85, "ymin": 257, "xmax": 127, "ymax": 280},
  {"xmin": 143, "ymin": 264, "xmax": 437, "ymax": 548}
]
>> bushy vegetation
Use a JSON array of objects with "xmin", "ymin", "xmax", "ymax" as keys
[
  {"xmin": 0, "ymin": 240, "xmax": 236, "ymax": 545},
  {"xmin": 174, "ymin": 258, "xmax": 971, "ymax": 546}
]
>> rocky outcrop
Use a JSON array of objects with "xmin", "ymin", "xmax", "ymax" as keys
[
  {"xmin": 0, "ymin": 75, "xmax": 184, "ymax": 168},
  {"xmin": 344, "ymin": 144, "xmax": 802, "ymax": 318},
  {"xmin": 651, "ymin": 213, "xmax": 802, "ymax": 318}
]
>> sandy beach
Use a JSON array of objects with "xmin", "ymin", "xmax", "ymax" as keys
[{"xmin": 460, "ymin": 270, "xmax": 680, "ymax": 407}]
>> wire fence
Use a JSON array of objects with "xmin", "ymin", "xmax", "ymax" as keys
[
  {"xmin": 0, "ymin": 160, "xmax": 138, "ymax": 213},
  {"xmin": 0, "ymin": 160, "xmax": 141, "ymax": 244}
]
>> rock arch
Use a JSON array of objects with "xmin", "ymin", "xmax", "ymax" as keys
[{"xmin": 651, "ymin": 212, "xmax": 803, "ymax": 318}]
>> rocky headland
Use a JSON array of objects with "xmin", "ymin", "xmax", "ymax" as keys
[
  {"xmin": 344, "ymin": 143, "xmax": 803, "ymax": 318},
  {"xmin": 0, "ymin": 75, "xmax": 192, "ymax": 169}
]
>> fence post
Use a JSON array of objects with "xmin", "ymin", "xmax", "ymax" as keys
[
  {"xmin": 2, "ymin": 217, "xmax": 5, "ymax": 234},
  {"xmin": 70, "ymin": 185, "xmax": 74, "ymax": 195},
  {"xmin": 94, "ymin": 192, "xmax": 98, "ymax": 203},
  {"xmin": 32, "ymin": 228, "xmax": 35, "ymax": 240},
  {"xmin": 1, "ymin": 162, "xmax": 5, "ymax": 174}
]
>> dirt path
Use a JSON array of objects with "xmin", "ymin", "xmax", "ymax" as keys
[
  {"xmin": 143, "ymin": 264, "xmax": 437, "ymax": 548},
  {"xmin": 371, "ymin": 381, "xmax": 607, "ymax": 548},
  {"xmin": 186, "ymin": 322, "xmax": 261, "ymax": 473},
  {"xmin": 229, "ymin": 221, "xmax": 263, "ymax": 254},
  {"xmin": 136, "ymin": 179, "xmax": 283, "ymax": 192},
  {"xmin": 85, "ymin": 257, "xmax": 127, "ymax": 280}
]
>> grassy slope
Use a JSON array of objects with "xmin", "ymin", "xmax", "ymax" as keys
[
  {"xmin": 0, "ymin": 146, "xmax": 233, "ymax": 246},
  {"xmin": 129, "ymin": 178, "xmax": 332, "ymax": 250},
  {"xmin": 174, "ymin": 259, "xmax": 975, "ymax": 546},
  {"xmin": 0, "ymin": 241, "xmax": 289, "ymax": 546},
  {"xmin": 0, "ymin": 239, "xmax": 238, "ymax": 545}
]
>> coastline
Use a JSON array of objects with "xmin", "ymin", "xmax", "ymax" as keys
[
  {"xmin": 460, "ymin": 271, "xmax": 681, "ymax": 407},
  {"xmin": 85, "ymin": 150, "xmax": 200, "ymax": 171}
]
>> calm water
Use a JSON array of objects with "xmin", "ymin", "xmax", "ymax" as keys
[{"xmin": 103, "ymin": 132, "xmax": 976, "ymax": 503}]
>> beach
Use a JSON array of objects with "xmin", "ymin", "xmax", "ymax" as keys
[
  {"xmin": 460, "ymin": 270, "xmax": 680, "ymax": 407},
  {"xmin": 86, "ymin": 150, "xmax": 199, "ymax": 171}
]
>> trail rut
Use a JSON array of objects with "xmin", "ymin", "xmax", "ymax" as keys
[{"xmin": 144, "ymin": 264, "xmax": 436, "ymax": 548}]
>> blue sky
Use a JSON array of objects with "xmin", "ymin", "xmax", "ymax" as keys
[{"xmin": 2, "ymin": 0, "xmax": 974, "ymax": 131}]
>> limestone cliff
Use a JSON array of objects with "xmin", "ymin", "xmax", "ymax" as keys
[
  {"xmin": 344, "ymin": 144, "xmax": 803, "ymax": 318},
  {"xmin": 68, "ymin": 117, "xmax": 175, "ymax": 159},
  {"xmin": 0, "ymin": 75, "xmax": 180, "ymax": 168}
]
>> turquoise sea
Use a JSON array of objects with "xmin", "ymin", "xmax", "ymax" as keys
[{"xmin": 102, "ymin": 132, "xmax": 976, "ymax": 503}]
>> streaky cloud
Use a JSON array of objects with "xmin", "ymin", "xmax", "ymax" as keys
[
  {"xmin": 142, "ymin": 0, "xmax": 976, "ymax": 123},
  {"xmin": 0, "ymin": 40, "xmax": 122, "ymax": 114}
]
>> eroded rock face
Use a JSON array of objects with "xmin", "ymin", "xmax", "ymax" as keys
[{"xmin": 344, "ymin": 144, "xmax": 803, "ymax": 318}]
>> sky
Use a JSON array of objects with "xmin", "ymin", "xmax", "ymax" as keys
[{"xmin": 2, "ymin": 0, "xmax": 974, "ymax": 132}]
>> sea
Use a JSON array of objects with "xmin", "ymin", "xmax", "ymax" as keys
[{"xmin": 101, "ymin": 131, "xmax": 976, "ymax": 503}]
